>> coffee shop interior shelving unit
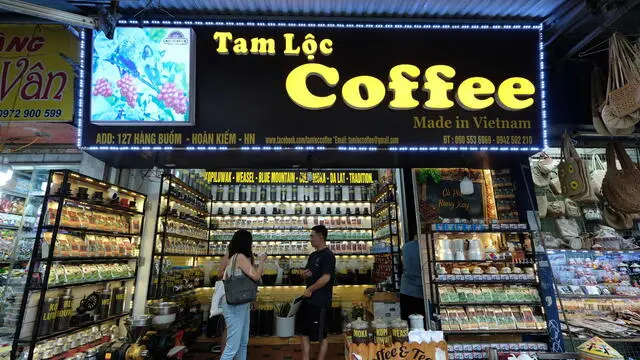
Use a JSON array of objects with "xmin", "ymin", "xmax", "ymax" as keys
[
  {"xmin": 371, "ymin": 183, "xmax": 402, "ymax": 290},
  {"xmin": 149, "ymin": 169, "xmax": 401, "ymax": 341},
  {"xmin": 424, "ymin": 226, "xmax": 549, "ymax": 342},
  {"xmin": 12, "ymin": 170, "xmax": 146, "ymax": 359},
  {"xmin": 206, "ymin": 170, "xmax": 382, "ymax": 286},
  {"xmin": 148, "ymin": 173, "xmax": 212, "ymax": 300}
]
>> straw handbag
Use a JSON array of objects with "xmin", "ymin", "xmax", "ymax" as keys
[
  {"xmin": 558, "ymin": 134, "xmax": 594, "ymax": 203},
  {"xmin": 546, "ymin": 191, "xmax": 566, "ymax": 218},
  {"xmin": 601, "ymin": 142, "xmax": 640, "ymax": 214},
  {"xmin": 601, "ymin": 105, "xmax": 639, "ymax": 135},
  {"xmin": 607, "ymin": 33, "xmax": 640, "ymax": 116},
  {"xmin": 601, "ymin": 33, "xmax": 640, "ymax": 132}
]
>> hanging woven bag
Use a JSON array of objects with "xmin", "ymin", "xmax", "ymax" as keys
[{"xmin": 601, "ymin": 142, "xmax": 640, "ymax": 214}]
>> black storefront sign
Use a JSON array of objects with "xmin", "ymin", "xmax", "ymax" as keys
[{"xmin": 81, "ymin": 22, "xmax": 543, "ymax": 151}]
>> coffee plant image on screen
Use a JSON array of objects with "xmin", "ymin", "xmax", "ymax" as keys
[{"xmin": 90, "ymin": 27, "xmax": 192, "ymax": 123}]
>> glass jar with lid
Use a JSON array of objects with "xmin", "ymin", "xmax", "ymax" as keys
[
  {"xmin": 391, "ymin": 318, "xmax": 409, "ymax": 343},
  {"xmin": 351, "ymin": 318, "xmax": 369, "ymax": 345},
  {"xmin": 372, "ymin": 319, "xmax": 391, "ymax": 345}
]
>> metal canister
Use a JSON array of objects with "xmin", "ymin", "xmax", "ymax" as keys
[
  {"xmin": 98, "ymin": 284, "xmax": 112, "ymax": 320},
  {"xmin": 110, "ymin": 287, "xmax": 125, "ymax": 316},
  {"xmin": 54, "ymin": 288, "xmax": 74, "ymax": 332},
  {"xmin": 38, "ymin": 297, "xmax": 58, "ymax": 336}
]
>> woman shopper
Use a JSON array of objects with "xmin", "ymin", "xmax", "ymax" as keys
[{"xmin": 220, "ymin": 229, "xmax": 265, "ymax": 360}]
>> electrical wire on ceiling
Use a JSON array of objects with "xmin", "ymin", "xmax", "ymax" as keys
[
  {"xmin": 9, "ymin": 137, "xmax": 40, "ymax": 153},
  {"xmin": 132, "ymin": 0, "xmax": 174, "ymax": 19}
]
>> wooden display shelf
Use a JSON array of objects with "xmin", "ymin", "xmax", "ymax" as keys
[
  {"xmin": 372, "ymin": 202, "xmax": 393, "ymax": 217},
  {"xmin": 440, "ymin": 301, "xmax": 542, "ymax": 307},
  {"xmin": 430, "ymin": 228, "xmax": 529, "ymax": 233},
  {"xmin": 211, "ymin": 200, "xmax": 370, "ymax": 205},
  {"xmin": 494, "ymin": 195, "xmax": 516, "ymax": 200},
  {"xmin": 372, "ymin": 184, "xmax": 395, "ymax": 203},
  {"xmin": 18, "ymin": 313, "xmax": 129, "ymax": 343},
  {"xmin": 492, "ymin": 183, "xmax": 514, "ymax": 188},
  {"xmin": 213, "ymin": 227, "xmax": 369, "ymax": 231},
  {"xmin": 42, "ymin": 225, "xmax": 140, "ymax": 237},
  {"xmin": 211, "ymin": 214, "xmax": 370, "ymax": 218},
  {"xmin": 498, "ymin": 219, "xmax": 520, "ymax": 224},
  {"xmin": 372, "ymin": 220, "xmax": 397, "ymax": 232},
  {"xmin": 51, "ymin": 196, "xmax": 144, "ymax": 215},
  {"xmin": 157, "ymin": 232, "xmax": 209, "ymax": 242},
  {"xmin": 160, "ymin": 215, "xmax": 209, "ymax": 231},
  {"xmin": 164, "ymin": 195, "xmax": 209, "ymax": 215},
  {"xmin": 164, "ymin": 175, "xmax": 210, "ymax": 201},
  {"xmin": 445, "ymin": 329, "xmax": 546, "ymax": 335}
]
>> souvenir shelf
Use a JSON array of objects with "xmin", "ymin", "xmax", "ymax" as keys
[
  {"xmin": 491, "ymin": 170, "xmax": 519, "ymax": 223},
  {"xmin": 12, "ymin": 170, "xmax": 146, "ymax": 360},
  {"xmin": 528, "ymin": 144, "xmax": 640, "ymax": 352},
  {"xmin": 371, "ymin": 183, "xmax": 401, "ymax": 290},
  {"xmin": 149, "ymin": 173, "xmax": 210, "ymax": 300},
  {"xmin": 548, "ymin": 248, "xmax": 640, "ymax": 345},
  {"xmin": 425, "ymin": 226, "xmax": 548, "ymax": 340}
]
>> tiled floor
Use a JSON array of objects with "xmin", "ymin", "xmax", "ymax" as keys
[{"xmin": 185, "ymin": 342, "xmax": 345, "ymax": 360}]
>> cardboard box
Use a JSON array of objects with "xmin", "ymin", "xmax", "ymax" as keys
[{"xmin": 373, "ymin": 301, "xmax": 400, "ymax": 321}]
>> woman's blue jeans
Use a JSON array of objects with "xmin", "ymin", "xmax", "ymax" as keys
[{"xmin": 220, "ymin": 302, "xmax": 251, "ymax": 360}]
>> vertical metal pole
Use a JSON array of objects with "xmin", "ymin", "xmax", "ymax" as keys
[
  {"xmin": 29, "ymin": 170, "xmax": 68, "ymax": 359},
  {"xmin": 12, "ymin": 170, "xmax": 55, "ymax": 359},
  {"xmin": 147, "ymin": 174, "xmax": 166, "ymax": 300},
  {"xmin": 519, "ymin": 162, "xmax": 565, "ymax": 352}
]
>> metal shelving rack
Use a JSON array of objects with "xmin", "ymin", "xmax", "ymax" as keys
[
  {"xmin": 148, "ymin": 173, "xmax": 212, "ymax": 300},
  {"xmin": 424, "ymin": 228, "xmax": 549, "ymax": 340},
  {"xmin": 11, "ymin": 170, "xmax": 147, "ymax": 360},
  {"xmin": 371, "ymin": 183, "xmax": 401, "ymax": 290}
]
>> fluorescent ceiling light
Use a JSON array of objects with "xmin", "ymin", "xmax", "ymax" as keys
[{"xmin": 0, "ymin": 0, "xmax": 98, "ymax": 29}]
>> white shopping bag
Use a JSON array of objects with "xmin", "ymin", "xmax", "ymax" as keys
[{"xmin": 209, "ymin": 280, "xmax": 226, "ymax": 317}]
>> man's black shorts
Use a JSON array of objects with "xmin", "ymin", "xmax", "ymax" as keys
[{"xmin": 296, "ymin": 302, "xmax": 328, "ymax": 341}]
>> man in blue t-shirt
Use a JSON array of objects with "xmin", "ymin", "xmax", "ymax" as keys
[
  {"xmin": 297, "ymin": 225, "xmax": 335, "ymax": 360},
  {"xmin": 400, "ymin": 235, "xmax": 426, "ymax": 325}
]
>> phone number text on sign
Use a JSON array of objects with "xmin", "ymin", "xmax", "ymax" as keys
[
  {"xmin": 0, "ymin": 109, "xmax": 63, "ymax": 120},
  {"xmin": 442, "ymin": 135, "xmax": 533, "ymax": 145}
]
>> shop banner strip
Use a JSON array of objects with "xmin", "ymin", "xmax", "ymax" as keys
[
  {"xmin": 80, "ymin": 22, "xmax": 544, "ymax": 151},
  {"xmin": 205, "ymin": 170, "xmax": 377, "ymax": 184},
  {"xmin": 0, "ymin": 25, "xmax": 78, "ymax": 122}
]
